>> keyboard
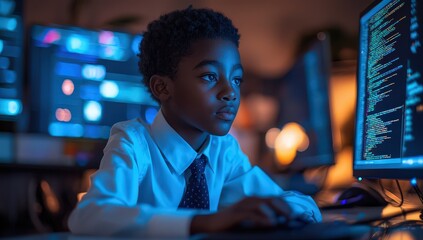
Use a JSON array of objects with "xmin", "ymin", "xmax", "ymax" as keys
[{"xmin": 197, "ymin": 221, "xmax": 375, "ymax": 240}]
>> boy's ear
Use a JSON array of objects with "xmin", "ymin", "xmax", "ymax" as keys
[{"xmin": 149, "ymin": 75, "xmax": 173, "ymax": 102}]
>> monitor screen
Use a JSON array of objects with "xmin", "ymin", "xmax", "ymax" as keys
[
  {"xmin": 27, "ymin": 25, "xmax": 158, "ymax": 139},
  {"xmin": 354, "ymin": 0, "xmax": 423, "ymax": 179},
  {"xmin": 0, "ymin": 0, "xmax": 23, "ymax": 120},
  {"xmin": 275, "ymin": 34, "xmax": 334, "ymax": 171}
]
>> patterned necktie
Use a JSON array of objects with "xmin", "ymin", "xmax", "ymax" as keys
[{"xmin": 178, "ymin": 155, "xmax": 209, "ymax": 210}]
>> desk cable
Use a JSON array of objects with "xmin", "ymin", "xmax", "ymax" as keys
[
  {"xmin": 410, "ymin": 178, "xmax": 423, "ymax": 221},
  {"xmin": 378, "ymin": 179, "xmax": 404, "ymax": 207}
]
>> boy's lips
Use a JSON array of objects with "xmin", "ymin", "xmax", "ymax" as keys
[{"xmin": 216, "ymin": 106, "xmax": 237, "ymax": 121}]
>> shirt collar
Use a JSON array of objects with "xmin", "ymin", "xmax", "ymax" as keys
[{"xmin": 150, "ymin": 109, "xmax": 214, "ymax": 175}]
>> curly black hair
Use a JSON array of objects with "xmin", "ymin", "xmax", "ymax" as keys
[{"xmin": 138, "ymin": 7, "xmax": 240, "ymax": 103}]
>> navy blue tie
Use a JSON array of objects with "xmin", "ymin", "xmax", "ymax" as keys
[{"xmin": 178, "ymin": 155, "xmax": 209, "ymax": 210}]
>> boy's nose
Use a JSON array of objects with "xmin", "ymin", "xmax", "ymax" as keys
[
  {"xmin": 219, "ymin": 80, "xmax": 237, "ymax": 101},
  {"xmin": 222, "ymin": 91, "xmax": 237, "ymax": 101}
]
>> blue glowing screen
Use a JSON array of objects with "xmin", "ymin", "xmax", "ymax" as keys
[
  {"xmin": 28, "ymin": 25, "xmax": 158, "ymax": 139},
  {"xmin": 354, "ymin": 0, "xmax": 423, "ymax": 179},
  {"xmin": 0, "ymin": 0, "xmax": 23, "ymax": 119}
]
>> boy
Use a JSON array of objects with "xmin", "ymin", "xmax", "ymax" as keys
[{"xmin": 68, "ymin": 7, "xmax": 322, "ymax": 238}]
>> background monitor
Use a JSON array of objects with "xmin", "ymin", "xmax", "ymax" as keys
[
  {"xmin": 354, "ymin": 0, "xmax": 423, "ymax": 179},
  {"xmin": 27, "ymin": 25, "xmax": 158, "ymax": 139},
  {"xmin": 0, "ymin": 0, "xmax": 23, "ymax": 121},
  {"xmin": 274, "ymin": 33, "xmax": 334, "ymax": 171}
]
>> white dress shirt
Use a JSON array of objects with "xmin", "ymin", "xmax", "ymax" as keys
[{"xmin": 68, "ymin": 110, "xmax": 322, "ymax": 238}]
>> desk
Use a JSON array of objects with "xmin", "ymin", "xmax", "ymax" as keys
[
  {"xmin": 199, "ymin": 221, "xmax": 376, "ymax": 240},
  {"xmin": 4, "ymin": 233, "xmax": 161, "ymax": 240},
  {"xmin": 5, "ymin": 206, "xmax": 423, "ymax": 240},
  {"xmin": 4, "ymin": 222, "xmax": 423, "ymax": 240},
  {"xmin": 200, "ymin": 206, "xmax": 423, "ymax": 240},
  {"xmin": 322, "ymin": 205, "xmax": 422, "ymax": 224}
]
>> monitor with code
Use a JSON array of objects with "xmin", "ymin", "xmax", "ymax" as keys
[{"xmin": 354, "ymin": 0, "xmax": 423, "ymax": 179}]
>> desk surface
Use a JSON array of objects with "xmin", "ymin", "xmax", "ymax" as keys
[
  {"xmin": 5, "ymin": 206, "xmax": 423, "ymax": 240},
  {"xmin": 4, "ymin": 233, "xmax": 155, "ymax": 240},
  {"xmin": 322, "ymin": 204, "xmax": 422, "ymax": 224},
  {"xmin": 5, "ymin": 222, "xmax": 423, "ymax": 240}
]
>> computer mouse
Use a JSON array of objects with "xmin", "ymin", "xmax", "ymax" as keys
[{"xmin": 334, "ymin": 184, "xmax": 388, "ymax": 208}]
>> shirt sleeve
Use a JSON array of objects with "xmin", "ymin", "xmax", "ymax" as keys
[
  {"xmin": 218, "ymin": 135, "xmax": 322, "ymax": 223},
  {"xmin": 67, "ymin": 122, "xmax": 198, "ymax": 238}
]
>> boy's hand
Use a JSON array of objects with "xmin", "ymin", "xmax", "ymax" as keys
[{"xmin": 190, "ymin": 196, "xmax": 310, "ymax": 234}]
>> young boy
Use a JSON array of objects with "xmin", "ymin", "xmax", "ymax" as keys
[{"xmin": 68, "ymin": 7, "xmax": 322, "ymax": 238}]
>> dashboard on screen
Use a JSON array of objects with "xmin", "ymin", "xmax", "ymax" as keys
[{"xmin": 27, "ymin": 25, "xmax": 158, "ymax": 139}]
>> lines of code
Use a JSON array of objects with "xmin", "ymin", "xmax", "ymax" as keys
[
  {"xmin": 404, "ymin": 66, "xmax": 422, "ymax": 144},
  {"xmin": 362, "ymin": 0, "xmax": 409, "ymax": 160},
  {"xmin": 402, "ymin": 0, "xmax": 423, "ymax": 157}
]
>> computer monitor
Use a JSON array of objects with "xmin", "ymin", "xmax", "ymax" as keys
[
  {"xmin": 27, "ymin": 25, "xmax": 158, "ymax": 139},
  {"xmin": 354, "ymin": 0, "xmax": 423, "ymax": 179},
  {"xmin": 0, "ymin": 0, "xmax": 23, "ymax": 120},
  {"xmin": 274, "ymin": 33, "xmax": 334, "ymax": 171}
]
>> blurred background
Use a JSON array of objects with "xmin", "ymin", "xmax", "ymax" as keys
[{"xmin": 0, "ymin": 0, "xmax": 373, "ymax": 236}]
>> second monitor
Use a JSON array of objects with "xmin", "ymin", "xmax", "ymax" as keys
[
  {"xmin": 274, "ymin": 33, "xmax": 334, "ymax": 171},
  {"xmin": 27, "ymin": 25, "xmax": 158, "ymax": 139}
]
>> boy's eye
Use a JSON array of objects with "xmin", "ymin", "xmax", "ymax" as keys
[
  {"xmin": 233, "ymin": 77, "xmax": 243, "ymax": 86},
  {"xmin": 201, "ymin": 73, "xmax": 218, "ymax": 82}
]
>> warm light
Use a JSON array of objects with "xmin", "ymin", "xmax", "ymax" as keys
[
  {"xmin": 64, "ymin": 109, "xmax": 71, "ymax": 121},
  {"xmin": 40, "ymin": 180, "xmax": 60, "ymax": 214},
  {"xmin": 55, "ymin": 108, "xmax": 72, "ymax": 122},
  {"xmin": 297, "ymin": 133, "xmax": 310, "ymax": 152},
  {"xmin": 265, "ymin": 128, "xmax": 280, "ymax": 149},
  {"xmin": 274, "ymin": 122, "xmax": 309, "ymax": 166},
  {"xmin": 385, "ymin": 232, "xmax": 415, "ymax": 240},
  {"xmin": 62, "ymin": 79, "xmax": 74, "ymax": 95},
  {"xmin": 275, "ymin": 143, "xmax": 297, "ymax": 165},
  {"xmin": 417, "ymin": 104, "xmax": 423, "ymax": 112},
  {"xmin": 77, "ymin": 192, "xmax": 87, "ymax": 202}
]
